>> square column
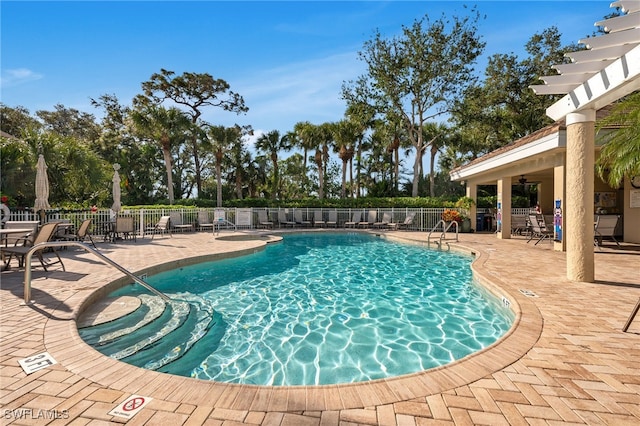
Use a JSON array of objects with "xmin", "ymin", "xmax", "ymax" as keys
[
  {"xmin": 565, "ymin": 110, "xmax": 595, "ymax": 282},
  {"xmin": 497, "ymin": 177, "xmax": 511, "ymax": 239},
  {"xmin": 466, "ymin": 182, "xmax": 478, "ymax": 231},
  {"xmin": 553, "ymin": 164, "xmax": 566, "ymax": 252}
]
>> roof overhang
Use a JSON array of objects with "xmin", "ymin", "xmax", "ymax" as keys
[{"xmin": 450, "ymin": 129, "xmax": 564, "ymax": 182}]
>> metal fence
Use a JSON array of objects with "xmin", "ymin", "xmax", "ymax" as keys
[{"xmin": 4, "ymin": 206, "xmax": 527, "ymax": 237}]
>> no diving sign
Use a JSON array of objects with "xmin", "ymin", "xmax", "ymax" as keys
[{"xmin": 109, "ymin": 395, "xmax": 152, "ymax": 419}]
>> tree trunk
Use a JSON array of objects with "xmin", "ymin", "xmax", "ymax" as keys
[{"xmin": 162, "ymin": 147, "xmax": 175, "ymax": 204}]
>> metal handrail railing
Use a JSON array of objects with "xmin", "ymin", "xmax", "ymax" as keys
[
  {"xmin": 427, "ymin": 220, "xmax": 459, "ymax": 247},
  {"xmin": 22, "ymin": 241, "xmax": 171, "ymax": 304}
]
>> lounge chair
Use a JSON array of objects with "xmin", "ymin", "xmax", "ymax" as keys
[
  {"xmin": 326, "ymin": 210, "xmax": 338, "ymax": 228},
  {"xmin": 511, "ymin": 214, "xmax": 528, "ymax": 236},
  {"xmin": 1, "ymin": 222, "xmax": 65, "ymax": 271},
  {"xmin": 344, "ymin": 211, "xmax": 361, "ymax": 228},
  {"xmin": 313, "ymin": 210, "xmax": 325, "ymax": 228},
  {"xmin": 169, "ymin": 212, "xmax": 193, "ymax": 233},
  {"xmin": 57, "ymin": 218, "xmax": 97, "ymax": 248},
  {"xmin": 358, "ymin": 210, "xmax": 377, "ymax": 228},
  {"xmin": 294, "ymin": 210, "xmax": 311, "ymax": 227},
  {"xmin": 147, "ymin": 216, "xmax": 171, "ymax": 239},
  {"xmin": 595, "ymin": 215, "xmax": 620, "ymax": 248},
  {"xmin": 197, "ymin": 211, "xmax": 215, "ymax": 232},
  {"xmin": 527, "ymin": 214, "xmax": 552, "ymax": 245},
  {"xmin": 257, "ymin": 210, "xmax": 274, "ymax": 229},
  {"xmin": 397, "ymin": 212, "xmax": 416, "ymax": 230},
  {"xmin": 373, "ymin": 212, "xmax": 392, "ymax": 230},
  {"xmin": 278, "ymin": 210, "xmax": 296, "ymax": 228}
]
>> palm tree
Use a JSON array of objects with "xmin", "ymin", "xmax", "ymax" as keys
[
  {"xmin": 255, "ymin": 130, "xmax": 292, "ymax": 199},
  {"xmin": 205, "ymin": 125, "xmax": 242, "ymax": 207},
  {"xmin": 332, "ymin": 120, "xmax": 359, "ymax": 198},
  {"xmin": 129, "ymin": 106, "xmax": 191, "ymax": 204},
  {"xmin": 596, "ymin": 92, "xmax": 640, "ymax": 187}
]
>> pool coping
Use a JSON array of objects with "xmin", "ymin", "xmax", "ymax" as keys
[{"xmin": 42, "ymin": 231, "xmax": 543, "ymax": 412}]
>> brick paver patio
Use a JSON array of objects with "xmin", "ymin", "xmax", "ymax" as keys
[{"xmin": 1, "ymin": 230, "xmax": 639, "ymax": 425}]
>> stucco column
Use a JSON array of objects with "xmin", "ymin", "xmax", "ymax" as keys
[
  {"xmin": 565, "ymin": 110, "xmax": 595, "ymax": 282},
  {"xmin": 497, "ymin": 177, "xmax": 511, "ymax": 239},
  {"xmin": 466, "ymin": 182, "xmax": 478, "ymax": 231}
]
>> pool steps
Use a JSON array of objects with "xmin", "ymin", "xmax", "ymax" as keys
[{"xmin": 78, "ymin": 293, "xmax": 215, "ymax": 371}]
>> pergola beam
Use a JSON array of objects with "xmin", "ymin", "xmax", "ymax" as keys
[{"xmin": 546, "ymin": 43, "xmax": 640, "ymax": 121}]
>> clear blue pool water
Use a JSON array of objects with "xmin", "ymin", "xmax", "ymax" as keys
[{"xmin": 88, "ymin": 233, "xmax": 513, "ymax": 386}]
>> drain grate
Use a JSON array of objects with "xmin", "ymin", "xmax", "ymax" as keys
[{"xmin": 519, "ymin": 289, "xmax": 539, "ymax": 298}]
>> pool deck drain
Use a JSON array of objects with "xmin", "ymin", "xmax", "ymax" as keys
[{"xmin": 1, "ymin": 231, "xmax": 639, "ymax": 425}]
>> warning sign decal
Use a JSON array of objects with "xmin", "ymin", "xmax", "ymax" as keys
[{"xmin": 109, "ymin": 395, "xmax": 152, "ymax": 419}]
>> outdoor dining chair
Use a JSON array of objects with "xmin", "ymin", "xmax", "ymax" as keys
[{"xmin": 1, "ymin": 222, "xmax": 65, "ymax": 271}]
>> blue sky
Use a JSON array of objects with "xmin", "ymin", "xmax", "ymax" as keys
[{"xmin": 1, "ymin": 1, "xmax": 611, "ymax": 142}]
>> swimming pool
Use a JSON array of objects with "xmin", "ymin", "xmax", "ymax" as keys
[{"xmin": 79, "ymin": 233, "xmax": 513, "ymax": 386}]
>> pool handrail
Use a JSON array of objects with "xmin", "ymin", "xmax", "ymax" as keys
[{"xmin": 21, "ymin": 241, "xmax": 172, "ymax": 304}]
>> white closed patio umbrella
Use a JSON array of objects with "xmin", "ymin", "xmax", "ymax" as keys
[
  {"xmin": 110, "ymin": 163, "xmax": 121, "ymax": 218},
  {"xmin": 34, "ymin": 154, "xmax": 51, "ymax": 223}
]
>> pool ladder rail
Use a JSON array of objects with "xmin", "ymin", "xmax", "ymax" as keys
[
  {"xmin": 20, "ymin": 240, "xmax": 172, "ymax": 304},
  {"xmin": 427, "ymin": 220, "xmax": 458, "ymax": 249}
]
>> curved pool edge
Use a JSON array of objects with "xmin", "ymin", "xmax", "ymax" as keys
[{"xmin": 43, "ymin": 231, "xmax": 543, "ymax": 412}]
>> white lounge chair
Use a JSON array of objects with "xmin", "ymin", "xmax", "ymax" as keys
[
  {"xmin": 278, "ymin": 210, "xmax": 296, "ymax": 228},
  {"xmin": 313, "ymin": 210, "xmax": 325, "ymax": 227},
  {"xmin": 257, "ymin": 210, "xmax": 273, "ymax": 229},
  {"xmin": 326, "ymin": 210, "xmax": 338, "ymax": 228},
  {"xmin": 344, "ymin": 211, "xmax": 361, "ymax": 228},
  {"xmin": 294, "ymin": 210, "xmax": 311, "ymax": 227},
  {"xmin": 169, "ymin": 212, "xmax": 193, "ymax": 233}
]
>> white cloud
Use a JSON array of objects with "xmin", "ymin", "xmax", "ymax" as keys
[
  {"xmin": 0, "ymin": 68, "xmax": 43, "ymax": 88},
  {"xmin": 205, "ymin": 51, "xmax": 365, "ymax": 132}
]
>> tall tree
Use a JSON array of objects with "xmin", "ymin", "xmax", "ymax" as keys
[
  {"xmin": 129, "ymin": 106, "xmax": 192, "ymax": 204},
  {"xmin": 451, "ymin": 26, "xmax": 577, "ymax": 156},
  {"xmin": 255, "ymin": 130, "xmax": 292, "ymax": 200},
  {"xmin": 37, "ymin": 104, "xmax": 101, "ymax": 142},
  {"xmin": 133, "ymin": 69, "xmax": 248, "ymax": 196},
  {"xmin": 331, "ymin": 120, "xmax": 359, "ymax": 198},
  {"xmin": 343, "ymin": 9, "xmax": 484, "ymax": 196},
  {"xmin": 205, "ymin": 125, "xmax": 244, "ymax": 207}
]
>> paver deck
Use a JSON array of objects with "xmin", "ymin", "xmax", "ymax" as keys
[{"xmin": 1, "ymin": 230, "xmax": 639, "ymax": 425}]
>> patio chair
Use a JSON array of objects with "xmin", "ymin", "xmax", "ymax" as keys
[
  {"xmin": 114, "ymin": 216, "xmax": 136, "ymax": 242},
  {"xmin": 169, "ymin": 212, "xmax": 193, "ymax": 233},
  {"xmin": 397, "ymin": 212, "xmax": 416, "ymax": 230},
  {"xmin": 373, "ymin": 212, "xmax": 392, "ymax": 230},
  {"xmin": 325, "ymin": 210, "xmax": 338, "ymax": 228},
  {"xmin": 2, "ymin": 221, "xmax": 39, "ymax": 247},
  {"xmin": 344, "ymin": 211, "xmax": 361, "ymax": 228},
  {"xmin": 527, "ymin": 214, "xmax": 552, "ymax": 245},
  {"xmin": 257, "ymin": 210, "xmax": 273, "ymax": 229},
  {"xmin": 57, "ymin": 218, "xmax": 97, "ymax": 248},
  {"xmin": 278, "ymin": 210, "xmax": 296, "ymax": 228},
  {"xmin": 313, "ymin": 210, "xmax": 325, "ymax": 228},
  {"xmin": 511, "ymin": 214, "xmax": 528, "ymax": 236},
  {"xmin": 594, "ymin": 215, "xmax": 620, "ymax": 248},
  {"xmin": 1, "ymin": 222, "xmax": 65, "ymax": 271},
  {"xmin": 147, "ymin": 216, "xmax": 171, "ymax": 239},
  {"xmin": 358, "ymin": 210, "xmax": 377, "ymax": 228},
  {"xmin": 197, "ymin": 210, "xmax": 215, "ymax": 232},
  {"xmin": 294, "ymin": 210, "xmax": 311, "ymax": 227}
]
